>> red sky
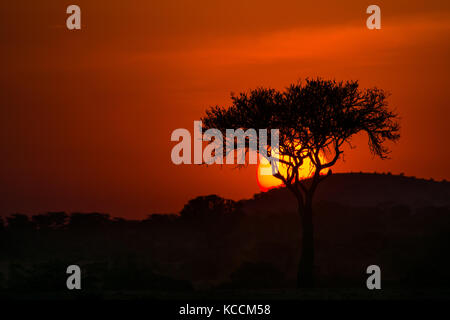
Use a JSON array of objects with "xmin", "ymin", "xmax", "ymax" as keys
[{"xmin": 1, "ymin": 1, "xmax": 449, "ymax": 218}]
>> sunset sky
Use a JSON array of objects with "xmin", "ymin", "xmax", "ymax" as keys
[{"xmin": 1, "ymin": 1, "xmax": 449, "ymax": 218}]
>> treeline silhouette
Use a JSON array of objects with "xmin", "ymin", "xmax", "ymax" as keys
[{"xmin": 1, "ymin": 175, "xmax": 450, "ymax": 298}]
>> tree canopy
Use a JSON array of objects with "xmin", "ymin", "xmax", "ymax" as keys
[{"xmin": 202, "ymin": 78, "xmax": 400, "ymax": 192}]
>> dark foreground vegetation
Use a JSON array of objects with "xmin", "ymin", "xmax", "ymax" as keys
[{"xmin": 0, "ymin": 173, "xmax": 449, "ymax": 299}]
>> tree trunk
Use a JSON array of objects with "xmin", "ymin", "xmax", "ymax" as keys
[{"xmin": 297, "ymin": 199, "xmax": 314, "ymax": 288}]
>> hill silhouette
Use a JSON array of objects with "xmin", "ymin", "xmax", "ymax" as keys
[
  {"xmin": 0, "ymin": 173, "xmax": 449, "ymax": 299},
  {"xmin": 242, "ymin": 172, "xmax": 450, "ymax": 213}
]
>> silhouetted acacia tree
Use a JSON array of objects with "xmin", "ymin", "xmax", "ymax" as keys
[{"xmin": 201, "ymin": 78, "xmax": 400, "ymax": 287}]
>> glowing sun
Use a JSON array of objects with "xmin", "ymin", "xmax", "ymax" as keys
[{"xmin": 256, "ymin": 153, "xmax": 325, "ymax": 192}]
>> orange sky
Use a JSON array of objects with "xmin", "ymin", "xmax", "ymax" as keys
[{"xmin": 1, "ymin": 1, "xmax": 449, "ymax": 218}]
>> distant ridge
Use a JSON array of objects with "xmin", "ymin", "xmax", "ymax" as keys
[{"xmin": 241, "ymin": 173, "xmax": 450, "ymax": 213}]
